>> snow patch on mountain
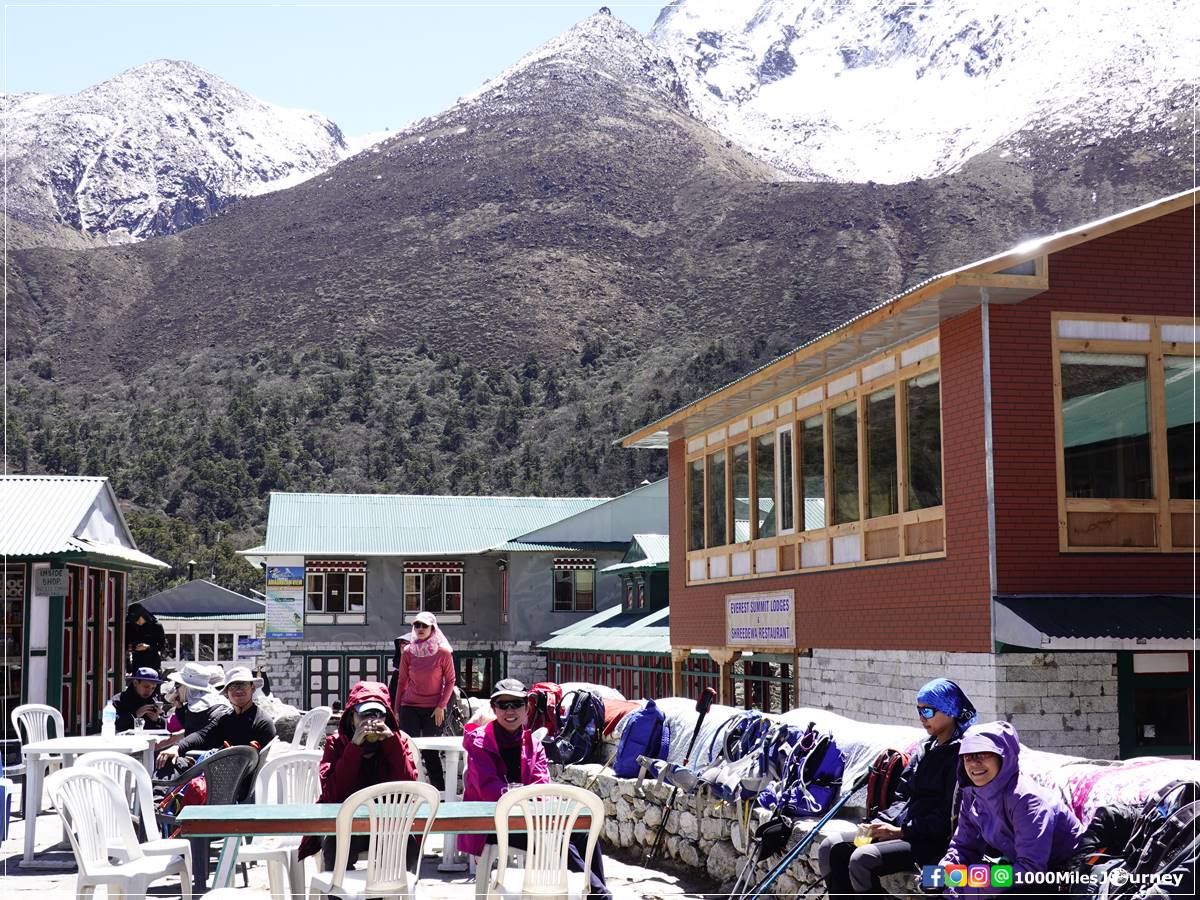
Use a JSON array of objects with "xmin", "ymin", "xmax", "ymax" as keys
[
  {"xmin": 650, "ymin": 0, "xmax": 1198, "ymax": 182},
  {"xmin": 3, "ymin": 59, "xmax": 350, "ymax": 241}
]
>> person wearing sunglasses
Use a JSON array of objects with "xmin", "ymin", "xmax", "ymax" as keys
[
  {"xmin": 819, "ymin": 678, "xmax": 978, "ymax": 894},
  {"xmin": 298, "ymin": 680, "xmax": 422, "ymax": 869},
  {"xmin": 460, "ymin": 679, "xmax": 612, "ymax": 899},
  {"xmin": 395, "ymin": 611, "xmax": 456, "ymax": 792}
]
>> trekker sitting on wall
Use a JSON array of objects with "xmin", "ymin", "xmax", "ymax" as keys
[
  {"xmin": 106, "ymin": 666, "xmax": 166, "ymax": 732},
  {"xmin": 156, "ymin": 666, "xmax": 275, "ymax": 769},
  {"xmin": 395, "ymin": 611, "xmax": 456, "ymax": 791},
  {"xmin": 937, "ymin": 721, "xmax": 1083, "ymax": 895},
  {"xmin": 298, "ymin": 680, "xmax": 422, "ymax": 870},
  {"xmin": 461, "ymin": 679, "xmax": 612, "ymax": 900},
  {"xmin": 819, "ymin": 678, "xmax": 977, "ymax": 894}
]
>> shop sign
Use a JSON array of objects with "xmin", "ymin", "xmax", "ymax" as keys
[
  {"xmin": 726, "ymin": 589, "xmax": 795, "ymax": 648},
  {"xmin": 265, "ymin": 565, "xmax": 305, "ymax": 639},
  {"xmin": 34, "ymin": 567, "xmax": 68, "ymax": 596}
]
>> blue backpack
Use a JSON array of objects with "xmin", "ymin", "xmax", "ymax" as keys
[
  {"xmin": 757, "ymin": 723, "xmax": 845, "ymax": 816},
  {"xmin": 613, "ymin": 698, "xmax": 671, "ymax": 778},
  {"xmin": 541, "ymin": 689, "xmax": 606, "ymax": 766}
]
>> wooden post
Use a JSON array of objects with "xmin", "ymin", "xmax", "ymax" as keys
[
  {"xmin": 709, "ymin": 648, "xmax": 740, "ymax": 706},
  {"xmin": 670, "ymin": 646, "xmax": 690, "ymax": 697}
]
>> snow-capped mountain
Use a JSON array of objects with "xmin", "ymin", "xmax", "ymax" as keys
[
  {"xmin": 3, "ymin": 60, "xmax": 351, "ymax": 241},
  {"xmin": 649, "ymin": 0, "xmax": 1198, "ymax": 183}
]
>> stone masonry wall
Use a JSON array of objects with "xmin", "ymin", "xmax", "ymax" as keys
[{"xmin": 797, "ymin": 648, "xmax": 1119, "ymax": 759}]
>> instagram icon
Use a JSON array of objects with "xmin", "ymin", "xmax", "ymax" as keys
[{"xmin": 967, "ymin": 865, "xmax": 991, "ymax": 887}]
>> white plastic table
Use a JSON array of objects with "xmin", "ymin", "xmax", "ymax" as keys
[
  {"xmin": 20, "ymin": 733, "xmax": 159, "ymax": 867},
  {"xmin": 409, "ymin": 735, "xmax": 469, "ymax": 872}
]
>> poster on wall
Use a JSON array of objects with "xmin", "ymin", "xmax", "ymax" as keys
[
  {"xmin": 265, "ymin": 565, "xmax": 305, "ymax": 639},
  {"xmin": 726, "ymin": 589, "xmax": 795, "ymax": 648}
]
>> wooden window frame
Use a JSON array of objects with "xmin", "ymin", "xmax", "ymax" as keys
[
  {"xmin": 683, "ymin": 332, "xmax": 946, "ymax": 585},
  {"xmin": 403, "ymin": 569, "xmax": 465, "ymax": 624},
  {"xmin": 1051, "ymin": 313, "xmax": 1198, "ymax": 553},
  {"xmin": 304, "ymin": 561, "xmax": 367, "ymax": 624},
  {"xmin": 553, "ymin": 567, "xmax": 596, "ymax": 613}
]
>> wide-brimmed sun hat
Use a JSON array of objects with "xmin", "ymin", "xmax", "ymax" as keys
[{"xmin": 165, "ymin": 661, "xmax": 218, "ymax": 693}]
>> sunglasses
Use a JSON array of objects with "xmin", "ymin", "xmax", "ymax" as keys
[
  {"xmin": 226, "ymin": 682, "xmax": 254, "ymax": 692},
  {"xmin": 358, "ymin": 708, "xmax": 386, "ymax": 720},
  {"xmin": 492, "ymin": 699, "xmax": 525, "ymax": 711},
  {"xmin": 413, "ymin": 623, "xmax": 431, "ymax": 630},
  {"xmin": 917, "ymin": 706, "xmax": 937, "ymax": 720}
]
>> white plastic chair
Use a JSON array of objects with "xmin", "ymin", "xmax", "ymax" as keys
[
  {"xmin": 485, "ymin": 784, "xmax": 605, "ymax": 900},
  {"xmin": 291, "ymin": 706, "xmax": 333, "ymax": 751},
  {"xmin": 45, "ymin": 767, "xmax": 192, "ymax": 900},
  {"xmin": 309, "ymin": 780, "xmax": 441, "ymax": 900},
  {"xmin": 235, "ymin": 750, "xmax": 321, "ymax": 899},
  {"xmin": 10, "ymin": 703, "xmax": 65, "ymax": 816},
  {"xmin": 75, "ymin": 751, "xmax": 162, "ymax": 842}
]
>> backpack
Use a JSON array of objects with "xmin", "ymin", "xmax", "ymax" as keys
[
  {"xmin": 612, "ymin": 698, "xmax": 671, "ymax": 778},
  {"xmin": 541, "ymin": 689, "xmax": 605, "ymax": 766},
  {"xmin": 526, "ymin": 682, "xmax": 563, "ymax": 736},
  {"xmin": 763, "ymin": 724, "xmax": 844, "ymax": 817},
  {"xmin": 866, "ymin": 748, "xmax": 910, "ymax": 817}
]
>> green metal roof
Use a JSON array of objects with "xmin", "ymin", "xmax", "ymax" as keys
[
  {"xmin": 257, "ymin": 492, "xmax": 610, "ymax": 556},
  {"xmin": 599, "ymin": 533, "xmax": 670, "ymax": 576},
  {"xmin": 539, "ymin": 605, "xmax": 671, "ymax": 654}
]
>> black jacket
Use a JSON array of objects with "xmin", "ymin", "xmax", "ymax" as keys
[
  {"xmin": 125, "ymin": 603, "xmax": 166, "ymax": 673},
  {"xmin": 177, "ymin": 701, "xmax": 276, "ymax": 754},
  {"xmin": 877, "ymin": 734, "xmax": 961, "ymax": 864},
  {"xmin": 107, "ymin": 685, "xmax": 163, "ymax": 732}
]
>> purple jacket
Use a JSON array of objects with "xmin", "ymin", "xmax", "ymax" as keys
[
  {"xmin": 458, "ymin": 720, "xmax": 550, "ymax": 856},
  {"xmin": 940, "ymin": 722, "xmax": 1082, "ymax": 892}
]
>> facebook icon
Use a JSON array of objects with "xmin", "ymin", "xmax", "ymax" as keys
[{"xmin": 921, "ymin": 866, "xmax": 945, "ymax": 888}]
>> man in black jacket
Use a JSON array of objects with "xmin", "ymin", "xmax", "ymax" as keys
[
  {"xmin": 156, "ymin": 666, "xmax": 275, "ymax": 768},
  {"xmin": 819, "ymin": 678, "xmax": 977, "ymax": 895},
  {"xmin": 106, "ymin": 667, "xmax": 165, "ymax": 731}
]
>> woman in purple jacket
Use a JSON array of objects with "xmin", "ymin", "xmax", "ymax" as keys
[
  {"xmin": 461, "ymin": 679, "xmax": 611, "ymax": 899},
  {"xmin": 939, "ymin": 721, "xmax": 1083, "ymax": 895}
]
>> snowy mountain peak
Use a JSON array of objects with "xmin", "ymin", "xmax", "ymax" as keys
[
  {"xmin": 650, "ymin": 0, "xmax": 1198, "ymax": 182},
  {"xmin": 3, "ymin": 60, "xmax": 350, "ymax": 241}
]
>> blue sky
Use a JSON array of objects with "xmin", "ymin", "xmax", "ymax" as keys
[{"xmin": 4, "ymin": 2, "xmax": 665, "ymax": 136}]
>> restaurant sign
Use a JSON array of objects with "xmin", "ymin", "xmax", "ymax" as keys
[
  {"xmin": 265, "ymin": 565, "xmax": 305, "ymax": 639},
  {"xmin": 726, "ymin": 589, "xmax": 795, "ymax": 648}
]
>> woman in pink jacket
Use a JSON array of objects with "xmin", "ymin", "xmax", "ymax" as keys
[
  {"xmin": 461, "ymin": 679, "xmax": 611, "ymax": 899},
  {"xmin": 395, "ymin": 611, "xmax": 456, "ymax": 790}
]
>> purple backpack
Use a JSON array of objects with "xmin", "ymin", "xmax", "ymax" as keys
[{"xmin": 757, "ymin": 723, "xmax": 844, "ymax": 816}]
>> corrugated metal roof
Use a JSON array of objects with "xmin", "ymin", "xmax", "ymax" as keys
[
  {"xmin": 599, "ymin": 533, "xmax": 669, "ymax": 576},
  {"xmin": 0, "ymin": 476, "xmax": 167, "ymax": 568},
  {"xmin": 1, "ymin": 475, "xmax": 108, "ymax": 555},
  {"xmin": 496, "ymin": 541, "xmax": 630, "ymax": 553},
  {"xmin": 996, "ymin": 595, "xmax": 1195, "ymax": 642},
  {"xmin": 155, "ymin": 613, "xmax": 263, "ymax": 622},
  {"xmin": 259, "ymin": 492, "xmax": 609, "ymax": 556},
  {"xmin": 539, "ymin": 605, "xmax": 671, "ymax": 653},
  {"xmin": 142, "ymin": 580, "xmax": 265, "ymax": 616},
  {"xmin": 631, "ymin": 534, "xmax": 669, "ymax": 565}
]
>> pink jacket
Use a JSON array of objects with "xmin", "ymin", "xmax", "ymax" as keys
[
  {"xmin": 458, "ymin": 720, "xmax": 549, "ymax": 856},
  {"xmin": 397, "ymin": 645, "xmax": 455, "ymax": 709}
]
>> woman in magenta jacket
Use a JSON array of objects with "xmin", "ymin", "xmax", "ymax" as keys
[
  {"xmin": 461, "ymin": 679, "xmax": 611, "ymax": 899},
  {"xmin": 395, "ymin": 610, "xmax": 456, "ymax": 790}
]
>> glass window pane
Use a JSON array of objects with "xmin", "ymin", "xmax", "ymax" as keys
[
  {"xmin": 198, "ymin": 633, "xmax": 215, "ymax": 661},
  {"xmin": 554, "ymin": 570, "xmax": 573, "ymax": 611},
  {"xmin": 179, "ymin": 634, "xmax": 195, "ymax": 661},
  {"xmin": 1132, "ymin": 681, "xmax": 1191, "ymax": 749},
  {"xmin": 423, "ymin": 572, "xmax": 444, "ymax": 613},
  {"xmin": 325, "ymin": 572, "xmax": 346, "ymax": 613},
  {"xmin": 731, "ymin": 443, "xmax": 751, "ymax": 542},
  {"xmin": 445, "ymin": 573, "xmax": 462, "ymax": 593},
  {"xmin": 866, "ymin": 388, "xmax": 898, "ymax": 518},
  {"xmin": 347, "ymin": 574, "xmax": 364, "ymax": 593},
  {"xmin": 778, "ymin": 429, "xmax": 795, "ymax": 532},
  {"xmin": 307, "ymin": 573, "xmax": 324, "ymax": 612},
  {"xmin": 707, "ymin": 450, "xmax": 727, "ymax": 547},
  {"xmin": 906, "ymin": 371, "xmax": 943, "ymax": 509},
  {"xmin": 404, "ymin": 574, "xmax": 419, "ymax": 593},
  {"xmin": 801, "ymin": 415, "xmax": 825, "ymax": 530},
  {"xmin": 688, "ymin": 458, "xmax": 705, "ymax": 551},
  {"xmin": 1165, "ymin": 357, "xmax": 1197, "ymax": 500},
  {"xmin": 832, "ymin": 402, "xmax": 860, "ymax": 524},
  {"xmin": 217, "ymin": 633, "xmax": 234, "ymax": 661},
  {"xmin": 575, "ymin": 570, "xmax": 594, "ymax": 611},
  {"xmin": 1061, "ymin": 353, "xmax": 1152, "ymax": 498},
  {"xmin": 755, "ymin": 434, "xmax": 776, "ymax": 539}
]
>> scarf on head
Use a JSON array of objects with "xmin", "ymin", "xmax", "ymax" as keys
[
  {"xmin": 917, "ymin": 678, "xmax": 978, "ymax": 734},
  {"xmin": 404, "ymin": 624, "xmax": 453, "ymax": 659}
]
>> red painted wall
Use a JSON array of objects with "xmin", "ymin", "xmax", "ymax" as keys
[
  {"xmin": 990, "ymin": 206, "xmax": 1194, "ymax": 594},
  {"xmin": 668, "ymin": 307, "xmax": 993, "ymax": 653}
]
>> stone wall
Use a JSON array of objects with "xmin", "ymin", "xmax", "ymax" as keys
[{"xmin": 796, "ymin": 648, "xmax": 1118, "ymax": 759}]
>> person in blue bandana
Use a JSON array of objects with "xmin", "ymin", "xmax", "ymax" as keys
[{"xmin": 819, "ymin": 678, "xmax": 978, "ymax": 894}]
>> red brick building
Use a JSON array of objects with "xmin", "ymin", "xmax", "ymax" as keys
[{"xmin": 621, "ymin": 192, "xmax": 1196, "ymax": 758}]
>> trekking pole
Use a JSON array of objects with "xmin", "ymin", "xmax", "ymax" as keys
[
  {"xmin": 743, "ymin": 769, "xmax": 871, "ymax": 900},
  {"xmin": 646, "ymin": 686, "xmax": 718, "ymax": 864}
]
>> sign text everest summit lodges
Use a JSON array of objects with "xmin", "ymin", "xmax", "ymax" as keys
[{"xmin": 726, "ymin": 589, "xmax": 795, "ymax": 648}]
